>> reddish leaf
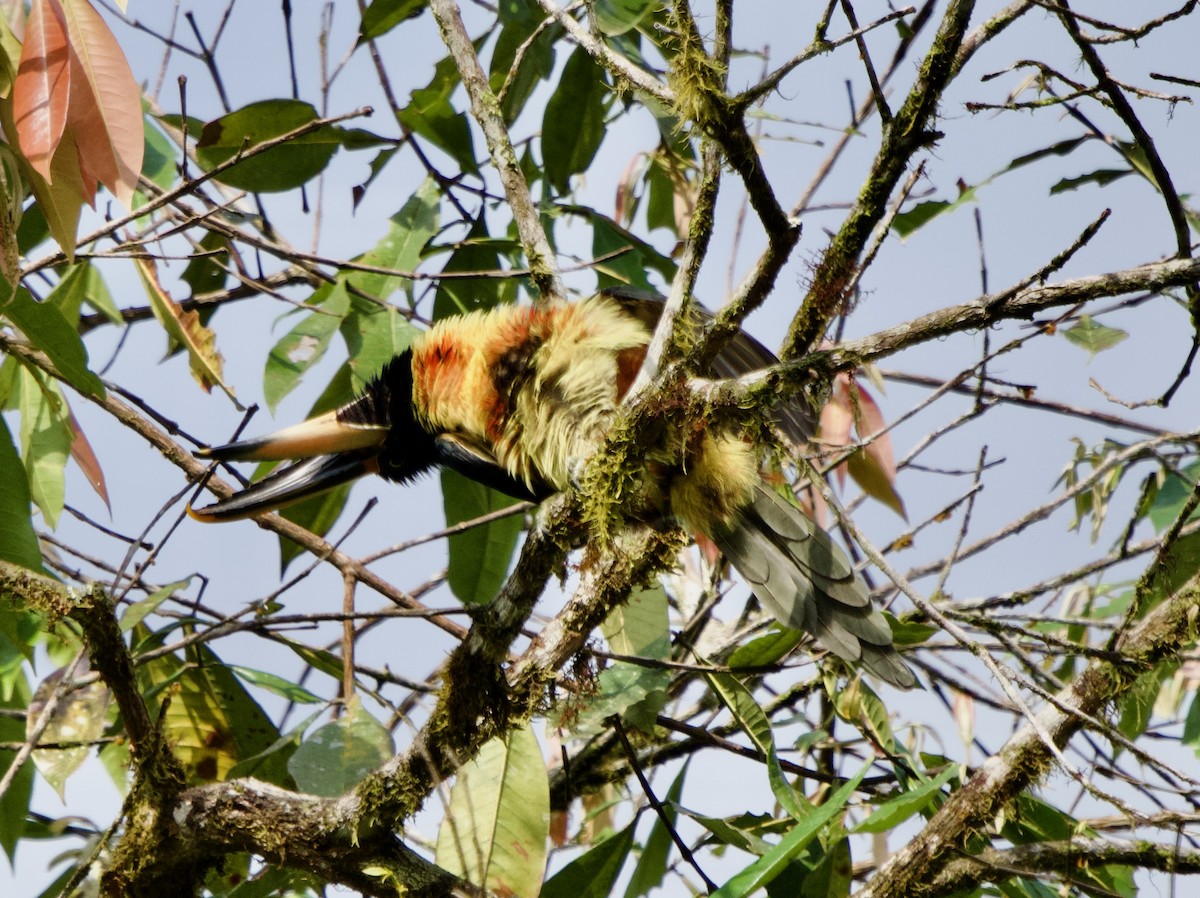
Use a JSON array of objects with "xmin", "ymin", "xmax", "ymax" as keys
[
  {"xmin": 848, "ymin": 378, "xmax": 898, "ymax": 483},
  {"xmin": 13, "ymin": 0, "xmax": 70, "ymax": 182},
  {"xmin": 818, "ymin": 376, "xmax": 854, "ymax": 488},
  {"xmin": 65, "ymin": 401, "xmax": 109, "ymax": 511},
  {"xmin": 59, "ymin": 0, "xmax": 142, "ymax": 208}
]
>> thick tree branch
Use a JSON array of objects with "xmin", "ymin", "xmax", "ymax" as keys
[
  {"xmin": 857, "ymin": 572, "xmax": 1200, "ymax": 898},
  {"xmin": 928, "ymin": 837, "xmax": 1200, "ymax": 896}
]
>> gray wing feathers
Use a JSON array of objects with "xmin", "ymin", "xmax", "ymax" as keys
[{"xmin": 712, "ymin": 483, "xmax": 917, "ymax": 689}]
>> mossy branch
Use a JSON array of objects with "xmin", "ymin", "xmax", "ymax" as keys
[{"xmin": 783, "ymin": 0, "xmax": 977, "ymax": 358}]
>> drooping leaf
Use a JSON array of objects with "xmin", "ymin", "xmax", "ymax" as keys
[
  {"xmin": 707, "ymin": 670, "xmax": 814, "ymax": 822},
  {"xmin": 492, "ymin": 14, "xmax": 557, "ymax": 124},
  {"xmin": 0, "ymin": 671, "xmax": 33, "ymax": 860},
  {"xmin": 138, "ymin": 638, "xmax": 282, "ymax": 784},
  {"xmin": 136, "ymin": 257, "xmax": 237, "ymax": 404},
  {"xmin": 593, "ymin": 0, "xmax": 657, "ymax": 36},
  {"xmin": 118, "ymin": 578, "xmax": 192, "ymax": 632},
  {"xmin": 264, "ymin": 282, "xmax": 350, "ymax": 412},
  {"xmin": 541, "ymin": 823, "xmax": 635, "ymax": 898},
  {"xmin": 435, "ymin": 725, "xmax": 549, "ymax": 898},
  {"xmin": 57, "ymin": 0, "xmax": 144, "ymax": 208},
  {"xmin": 624, "ymin": 764, "xmax": 686, "ymax": 898},
  {"xmin": 12, "ymin": 0, "xmax": 71, "ymax": 184},
  {"xmin": 16, "ymin": 366, "xmax": 71, "ymax": 528},
  {"xmin": 288, "ymin": 698, "xmax": 394, "ymax": 796},
  {"xmin": 29, "ymin": 662, "xmax": 111, "ymax": 799},
  {"xmin": 397, "ymin": 53, "xmax": 477, "ymax": 174},
  {"xmin": 1062, "ymin": 314, "xmax": 1128, "ymax": 357},
  {"xmin": 543, "ymin": 47, "xmax": 609, "ymax": 194},
  {"xmin": 0, "ymin": 416, "xmax": 43, "ymax": 572},
  {"xmin": 442, "ymin": 468, "xmax": 524, "ymax": 605}
]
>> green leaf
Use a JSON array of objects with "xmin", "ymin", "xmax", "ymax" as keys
[
  {"xmin": 1183, "ymin": 691, "xmax": 1200, "ymax": 754},
  {"xmin": 854, "ymin": 765, "xmax": 957, "ymax": 833},
  {"xmin": 139, "ymin": 117, "xmax": 179, "ymax": 192},
  {"xmin": 707, "ymin": 671, "xmax": 813, "ymax": 822},
  {"xmin": 359, "ymin": 0, "xmax": 428, "ymax": 41},
  {"xmin": 349, "ymin": 177, "xmax": 440, "ymax": 308},
  {"xmin": 433, "ymin": 214, "xmax": 518, "ymax": 317},
  {"xmin": 541, "ymin": 823, "xmax": 635, "ymax": 898},
  {"xmin": 0, "ymin": 416, "xmax": 44, "ymax": 572},
  {"xmin": 891, "ymin": 186, "xmax": 979, "ymax": 238},
  {"xmin": 340, "ymin": 297, "xmax": 418, "ymax": 395},
  {"xmin": 1062, "ymin": 315, "xmax": 1128, "ymax": 357},
  {"xmin": 711, "ymin": 764, "xmax": 870, "ymax": 898},
  {"xmin": 624, "ymin": 764, "xmax": 686, "ymax": 898},
  {"xmin": 1050, "ymin": 168, "xmax": 1133, "ymax": 196},
  {"xmin": 398, "ymin": 54, "xmax": 478, "ymax": 174},
  {"xmin": 263, "ymin": 282, "xmax": 351, "ymax": 412},
  {"xmin": 278, "ymin": 481, "xmax": 354, "ymax": 573},
  {"xmin": 181, "ymin": 232, "xmax": 231, "ymax": 300},
  {"xmin": 16, "ymin": 367, "xmax": 70, "ymax": 529},
  {"xmin": 0, "ymin": 285, "xmax": 104, "ymax": 398},
  {"xmin": 442, "ymin": 469, "xmax": 524, "ymax": 605},
  {"xmin": 886, "ymin": 617, "xmax": 938, "ymax": 646},
  {"xmin": 195, "ymin": 100, "xmax": 340, "ymax": 192},
  {"xmin": 543, "ymin": 47, "xmax": 609, "ymax": 193},
  {"xmin": 229, "ymin": 665, "xmax": 323, "ymax": 705},
  {"xmin": 119, "ymin": 578, "xmax": 193, "ymax": 632},
  {"xmin": 1117, "ymin": 661, "xmax": 1176, "ymax": 744},
  {"xmin": 799, "ymin": 837, "xmax": 851, "ymax": 898},
  {"xmin": 288, "ymin": 698, "xmax": 394, "ymax": 796},
  {"xmin": 436, "ymin": 725, "xmax": 549, "ymax": 898},
  {"xmin": 729, "ymin": 628, "xmax": 803, "ymax": 669},
  {"xmin": 593, "ymin": 0, "xmax": 657, "ymax": 35},
  {"xmin": 1146, "ymin": 462, "xmax": 1200, "ymax": 533},
  {"xmin": 491, "ymin": 10, "xmax": 557, "ymax": 123},
  {"xmin": 0, "ymin": 672, "xmax": 32, "ymax": 860}
]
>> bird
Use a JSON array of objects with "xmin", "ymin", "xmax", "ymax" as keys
[{"xmin": 189, "ymin": 289, "xmax": 916, "ymax": 688}]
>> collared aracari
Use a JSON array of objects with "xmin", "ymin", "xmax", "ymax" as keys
[{"xmin": 190, "ymin": 291, "xmax": 915, "ymax": 688}]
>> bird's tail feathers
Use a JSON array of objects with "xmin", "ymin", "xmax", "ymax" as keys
[{"xmin": 713, "ymin": 483, "xmax": 917, "ymax": 689}]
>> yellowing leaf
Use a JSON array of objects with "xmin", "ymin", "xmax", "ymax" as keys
[
  {"xmin": 135, "ymin": 257, "xmax": 239, "ymax": 406},
  {"xmin": 436, "ymin": 725, "xmax": 549, "ymax": 898},
  {"xmin": 30, "ymin": 664, "xmax": 110, "ymax": 799}
]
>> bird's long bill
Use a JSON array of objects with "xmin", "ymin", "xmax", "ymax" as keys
[
  {"xmin": 194, "ymin": 410, "xmax": 387, "ymax": 462},
  {"xmin": 188, "ymin": 451, "xmax": 380, "ymax": 522},
  {"xmin": 189, "ymin": 413, "xmax": 388, "ymax": 522}
]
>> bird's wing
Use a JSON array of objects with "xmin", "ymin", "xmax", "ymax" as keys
[
  {"xmin": 601, "ymin": 287, "xmax": 815, "ymax": 446},
  {"xmin": 433, "ymin": 433, "xmax": 548, "ymax": 502}
]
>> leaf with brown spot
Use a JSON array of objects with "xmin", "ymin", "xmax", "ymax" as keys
[{"xmin": 136, "ymin": 257, "xmax": 239, "ymax": 406}]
